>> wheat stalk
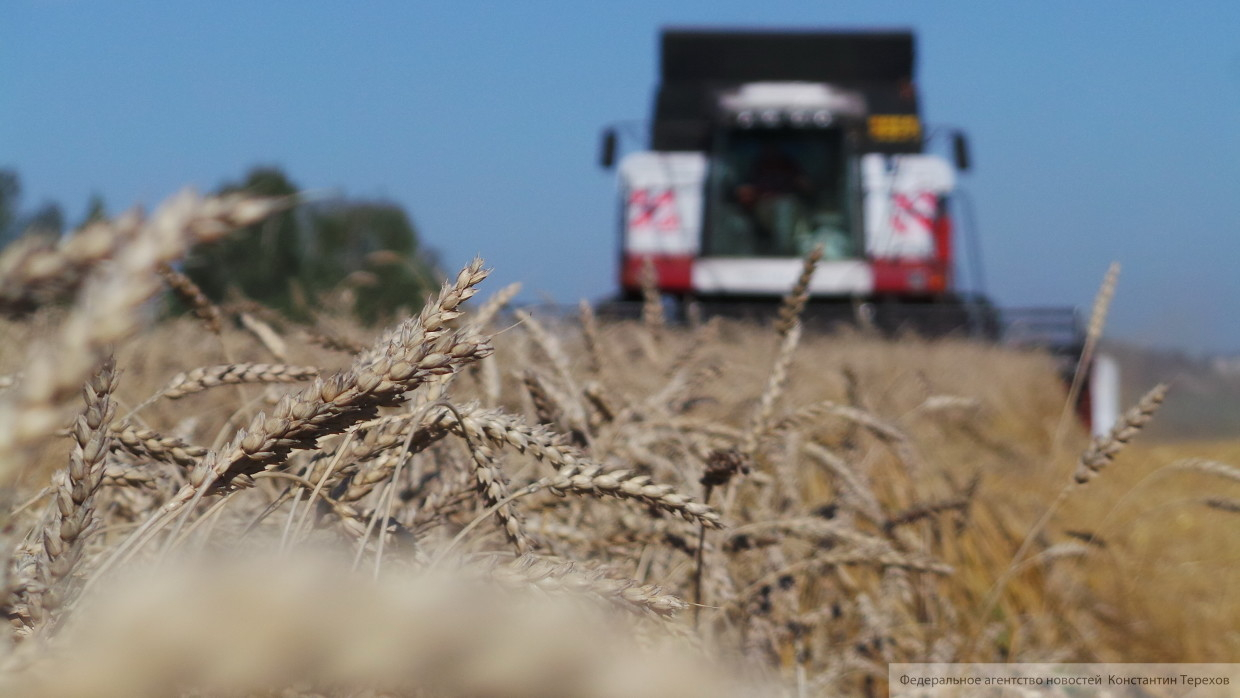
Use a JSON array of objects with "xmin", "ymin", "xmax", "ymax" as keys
[
  {"xmin": 578, "ymin": 299, "xmax": 603, "ymax": 375},
  {"xmin": 639, "ymin": 255, "xmax": 665, "ymax": 344},
  {"xmin": 742, "ymin": 322, "xmax": 802, "ymax": 458},
  {"xmin": 469, "ymin": 281, "xmax": 521, "ymax": 330},
  {"xmin": 514, "ymin": 309, "xmax": 581, "ymax": 404},
  {"xmin": 238, "ymin": 312, "xmax": 288, "ymax": 361},
  {"xmin": 1169, "ymin": 458, "xmax": 1240, "ymax": 485}
]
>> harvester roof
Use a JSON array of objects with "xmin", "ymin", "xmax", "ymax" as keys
[
  {"xmin": 660, "ymin": 28, "xmax": 916, "ymax": 84},
  {"xmin": 652, "ymin": 28, "xmax": 920, "ymax": 151}
]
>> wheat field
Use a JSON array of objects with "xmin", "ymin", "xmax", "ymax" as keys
[{"xmin": 0, "ymin": 190, "xmax": 1235, "ymax": 697}]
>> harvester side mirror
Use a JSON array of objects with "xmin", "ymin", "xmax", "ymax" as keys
[
  {"xmin": 952, "ymin": 132, "xmax": 972, "ymax": 172},
  {"xmin": 600, "ymin": 128, "xmax": 618, "ymax": 169}
]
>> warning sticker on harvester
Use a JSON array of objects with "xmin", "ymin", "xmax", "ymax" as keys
[{"xmin": 627, "ymin": 188, "xmax": 681, "ymax": 233}]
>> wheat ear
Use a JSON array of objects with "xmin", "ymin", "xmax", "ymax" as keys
[
  {"xmin": 92, "ymin": 260, "xmax": 493, "ymax": 579},
  {"xmin": 160, "ymin": 363, "xmax": 320, "ymax": 399},
  {"xmin": 775, "ymin": 244, "xmax": 823, "ymax": 337},
  {"xmin": 549, "ymin": 465, "xmax": 723, "ymax": 529},
  {"xmin": 1074, "ymin": 383, "xmax": 1169, "ymax": 484},
  {"xmin": 31, "ymin": 358, "xmax": 118, "ymax": 627},
  {"xmin": 197, "ymin": 261, "xmax": 491, "ymax": 491},
  {"xmin": 158, "ymin": 264, "xmax": 222, "ymax": 334},
  {"xmin": 522, "ymin": 369, "xmax": 561, "ymax": 426},
  {"xmin": 466, "ymin": 436, "xmax": 530, "ymax": 554},
  {"xmin": 1052, "ymin": 261, "xmax": 1119, "ymax": 451},
  {"xmin": 0, "ymin": 209, "xmax": 143, "ymax": 315},
  {"xmin": 108, "ymin": 423, "xmax": 208, "ymax": 467}
]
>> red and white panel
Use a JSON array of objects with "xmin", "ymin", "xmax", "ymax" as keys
[
  {"xmin": 862, "ymin": 153, "xmax": 956, "ymax": 294},
  {"xmin": 861, "ymin": 153, "xmax": 954, "ymax": 261},
  {"xmin": 618, "ymin": 152, "xmax": 706, "ymax": 292},
  {"xmin": 618, "ymin": 152, "xmax": 706, "ymax": 256}
]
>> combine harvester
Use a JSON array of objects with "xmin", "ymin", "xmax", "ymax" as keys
[{"xmin": 597, "ymin": 28, "xmax": 1118, "ymax": 432}]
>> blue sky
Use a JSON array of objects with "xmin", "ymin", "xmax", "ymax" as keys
[{"xmin": 4, "ymin": 2, "xmax": 1240, "ymax": 352}]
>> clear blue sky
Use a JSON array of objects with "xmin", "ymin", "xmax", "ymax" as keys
[{"xmin": 5, "ymin": 2, "xmax": 1240, "ymax": 352}]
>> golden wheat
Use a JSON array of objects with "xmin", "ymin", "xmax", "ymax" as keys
[{"xmin": 0, "ymin": 188, "xmax": 1232, "ymax": 697}]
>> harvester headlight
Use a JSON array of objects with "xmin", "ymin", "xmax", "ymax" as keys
[
  {"xmin": 736, "ymin": 111, "xmax": 755, "ymax": 127},
  {"xmin": 813, "ymin": 110, "xmax": 833, "ymax": 127},
  {"xmin": 760, "ymin": 109, "xmax": 781, "ymax": 126}
]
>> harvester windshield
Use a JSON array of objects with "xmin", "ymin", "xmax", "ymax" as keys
[{"xmin": 705, "ymin": 127, "xmax": 856, "ymax": 260}]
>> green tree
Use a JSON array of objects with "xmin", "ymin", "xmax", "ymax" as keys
[
  {"xmin": 305, "ymin": 200, "xmax": 439, "ymax": 323},
  {"xmin": 25, "ymin": 202, "xmax": 64, "ymax": 239},
  {"xmin": 183, "ymin": 167, "xmax": 305, "ymax": 317},
  {"xmin": 0, "ymin": 169, "xmax": 22, "ymax": 244},
  {"xmin": 181, "ymin": 165, "xmax": 438, "ymax": 323},
  {"xmin": 77, "ymin": 194, "xmax": 108, "ymax": 230}
]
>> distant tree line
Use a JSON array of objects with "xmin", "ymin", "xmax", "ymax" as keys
[{"xmin": 0, "ymin": 166, "xmax": 440, "ymax": 323}]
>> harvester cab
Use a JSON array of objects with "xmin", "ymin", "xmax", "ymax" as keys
[{"xmin": 600, "ymin": 29, "xmax": 992, "ymax": 336}]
